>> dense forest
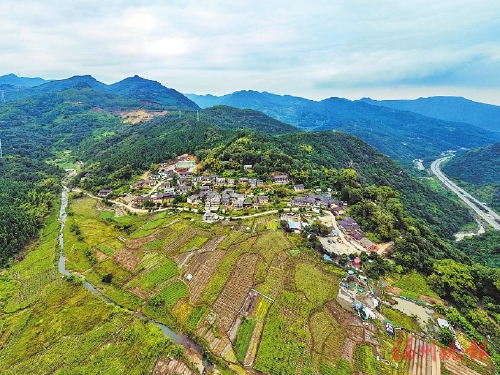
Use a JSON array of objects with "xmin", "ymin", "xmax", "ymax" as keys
[{"xmin": 0, "ymin": 156, "xmax": 62, "ymax": 265}]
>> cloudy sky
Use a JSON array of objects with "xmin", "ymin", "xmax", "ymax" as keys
[{"xmin": 2, "ymin": 0, "xmax": 500, "ymax": 104}]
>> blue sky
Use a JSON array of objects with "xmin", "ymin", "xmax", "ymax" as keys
[{"xmin": 2, "ymin": 0, "xmax": 500, "ymax": 104}]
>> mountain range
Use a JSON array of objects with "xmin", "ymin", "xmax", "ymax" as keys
[
  {"xmin": 0, "ymin": 74, "xmax": 198, "ymax": 109},
  {"xmin": 360, "ymin": 96, "xmax": 500, "ymax": 133},
  {"xmin": 187, "ymin": 91, "xmax": 500, "ymax": 163}
]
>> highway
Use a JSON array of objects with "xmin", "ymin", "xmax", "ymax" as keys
[{"xmin": 430, "ymin": 157, "xmax": 500, "ymax": 231}]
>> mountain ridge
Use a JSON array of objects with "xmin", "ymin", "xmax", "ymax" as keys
[{"xmin": 186, "ymin": 90, "xmax": 500, "ymax": 163}]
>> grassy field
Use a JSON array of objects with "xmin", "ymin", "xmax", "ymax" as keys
[
  {"xmin": 131, "ymin": 259, "xmax": 178, "ymax": 292},
  {"xmin": 393, "ymin": 271, "xmax": 440, "ymax": 299},
  {"xmin": 187, "ymin": 306, "xmax": 207, "ymax": 328},
  {"xmin": 234, "ymin": 317, "xmax": 257, "ymax": 363},
  {"xmin": 0, "ymin": 281, "xmax": 174, "ymax": 374},
  {"xmin": 295, "ymin": 262, "xmax": 337, "ymax": 307},
  {"xmin": 180, "ymin": 235, "xmax": 209, "ymax": 252},
  {"xmin": 155, "ymin": 281, "xmax": 189, "ymax": 307}
]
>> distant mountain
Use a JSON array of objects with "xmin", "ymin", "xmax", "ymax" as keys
[
  {"xmin": 1, "ymin": 75, "xmax": 198, "ymax": 110},
  {"xmin": 442, "ymin": 143, "xmax": 500, "ymax": 211},
  {"xmin": 0, "ymin": 73, "xmax": 48, "ymax": 87},
  {"xmin": 186, "ymin": 91, "xmax": 500, "ymax": 163},
  {"xmin": 360, "ymin": 96, "xmax": 500, "ymax": 133},
  {"xmin": 109, "ymin": 75, "xmax": 198, "ymax": 109}
]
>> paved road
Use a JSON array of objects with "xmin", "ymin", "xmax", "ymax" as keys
[{"xmin": 430, "ymin": 157, "xmax": 500, "ymax": 231}]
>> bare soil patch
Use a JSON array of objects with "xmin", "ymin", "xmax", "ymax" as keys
[
  {"xmin": 120, "ymin": 110, "xmax": 168, "ymax": 125},
  {"xmin": 419, "ymin": 295, "xmax": 444, "ymax": 305},
  {"xmin": 153, "ymin": 358, "xmax": 196, "ymax": 375},
  {"xmin": 212, "ymin": 253, "xmax": 259, "ymax": 333},
  {"xmin": 188, "ymin": 251, "xmax": 226, "ymax": 304},
  {"xmin": 93, "ymin": 248, "xmax": 108, "ymax": 262},
  {"xmin": 386, "ymin": 286, "xmax": 403, "ymax": 296},
  {"xmin": 112, "ymin": 247, "xmax": 140, "ymax": 271}
]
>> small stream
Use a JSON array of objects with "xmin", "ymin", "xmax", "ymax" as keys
[{"xmin": 57, "ymin": 187, "xmax": 208, "ymax": 367}]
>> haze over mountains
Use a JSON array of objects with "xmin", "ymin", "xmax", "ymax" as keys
[{"xmin": 187, "ymin": 90, "xmax": 500, "ymax": 163}]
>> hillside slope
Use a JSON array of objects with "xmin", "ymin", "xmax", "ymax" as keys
[
  {"xmin": 186, "ymin": 91, "xmax": 500, "ymax": 163},
  {"xmin": 76, "ymin": 109, "xmax": 473, "ymax": 240},
  {"xmin": 442, "ymin": 143, "xmax": 500, "ymax": 210}
]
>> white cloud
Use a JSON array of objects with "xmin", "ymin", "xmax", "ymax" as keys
[{"xmin": 1, "ymin": 0, "xmax": 500, "ymax": 103}]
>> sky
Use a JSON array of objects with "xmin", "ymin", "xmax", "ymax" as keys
[{"xmin": 1, "ymin": 0, "xmax": 500, "ymax": 104}]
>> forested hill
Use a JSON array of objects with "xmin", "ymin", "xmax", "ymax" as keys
[
  {"xmin": 1, "ymin": 75, "xmax": 199, "ymax": 109},
  {"xmin": 187, "ymin": 91, "xmax": 500, "ymax": 164},
  {"xmin": 442, "ymin": 143, "xmax": 500, "ymax": 210},
  {"xmin": 76, "ymin": 108, "xmax": 472, "ymax": 241},
  {"xmin": 361, "ymin": 96, "xmax": 500, "ymax": 133},
  {"xmin": 0, "ymin": 73, "xmax": 48, "ymax": 87}
]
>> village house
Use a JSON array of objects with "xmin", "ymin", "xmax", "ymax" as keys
[
  {"xmin": 131, "ymin": 196, "xmax": 149, "ymax": 207},
  {"xmin": 158, "ymin": 181, "xmax": 171, "ymax": 189},
  {"xmin": 178, "ymin": 177, "xmax": 189, "ymax": 186},
  {"xmin": 360, "ymin": 237, "xmax": 377, "ymax": 252},
  {"xmin": 164, "ymin": 187, "xmax": 176, "ymax": 195},
  {"xmin": 150, "ymin": 192, "xmax": 173, "ymax": 203},
  {"xmin": 202, "ymin": 212, "xmax": 219, "ymax": 223},
  {"xmin": 227, "ymin": 178, "xmax": 235, "ymax": 186},
  {"xmin": 294, "ymin": 184, "xmax": 305, "ymax": 191},
  {"xmin": 199, "ymin": 185, "xmax": 211, "ymax": 194},
  {"xmin": 98, "ymin": 189, "xmax": 112, "ymax": 198},
  {"xmin": 187, "ymin": 194, "xmax": 201, "ymax": 205},
  {"xmin": 233, "ymin": 200, "xmax": 244, "ymax": 210},
  {"xmin": 338, "ymin": 217, "xmax": 361, "ymax": 233},
  {"xmin": 243, "ymin": 164, "xmax": 253, "ymax": 171},
  {"xmin": 272, "ymin": 174, "xmax": 289, "ymax": 184},
  {"xmin": 255, "ymin": 195, "xmax": 270, "ymax": 206},
  {"xmin": 239, "ymin": 177, "xmax": 249, "ymax": 184},
  {"xmin": 178, "ymin": 170, "xmax": 193, "ymax": 178},
  {"xmin": 177, "ymin": 185, "xmax": 192, "ymax": 194},
  {"xmin": 130, "ymin": 180, "xmax": 155, "ymax": 190}
]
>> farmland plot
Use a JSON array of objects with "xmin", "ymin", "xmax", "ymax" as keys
[
  {"xmin": 212, "ymin": 253, "xmax": 259, "ymax": 333},
  {"xmin": 187, "ymin": 251, "xmax": 226, "ymax": 304}
]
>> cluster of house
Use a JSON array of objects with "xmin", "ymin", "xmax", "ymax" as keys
[
  {"xmin": 129, "ymin": 156, "xmax": 283, "ymax": 209},
  {"xmin": 188, "ymin": 188, "xmax": 270, "ymax": 212},
  {"xmin": 337, "ymin": 217, "xmax": 377, "ymax": 251},
  {"xmin": 289, "ymin": 194, "xmax": 346, "ymax": 212}
]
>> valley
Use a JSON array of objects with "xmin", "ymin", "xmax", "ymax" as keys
[
  {"xmin": 1, "ymin": 74, "xmax": 500, "ymax": 374},
  {"xmin": 430, "ymin": 157, "xmax": 500, "ymax": 231}
]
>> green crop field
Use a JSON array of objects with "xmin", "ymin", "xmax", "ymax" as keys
[
  {"xmin": 134, "ymin": 260, "xmax": 178, "ymax": 292},
  {"xmin": 187, "ymin": 306, "xmax": 207, "ymax": 328},
  {"xmin": 180, "ymin": 235, "xmax": 209, "ymax": 252},
  {"xmin": 295, "ymin": 262, "xmax": 337, "ymax": 307},
  {"xmin": 234, "ymin": 317, "xmax": 257, "ymax": 363},
  {"xmin": 155, "ymin": 281, "xmax": 189, "ymax": 307}
]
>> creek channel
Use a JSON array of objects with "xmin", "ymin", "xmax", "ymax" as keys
[{"xmin": 57, "ymin": 187, "xmax": 210, "ymax": 370}]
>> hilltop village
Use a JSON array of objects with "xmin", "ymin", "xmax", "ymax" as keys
[
  {"xmin": 90, "ymin": 154, "xmax": 379, "ymax": 257},
  {"xmin": 63, "ymin": 154, "xmax": 496, "ymax": 375}
]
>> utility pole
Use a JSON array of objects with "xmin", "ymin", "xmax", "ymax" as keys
[
  {"xmin": 0, "ymin": 139, "xmax": 3, "ymax": 158},
  {"xmin": 196, "ymin": 110, "xmax": 199, "ymax": 121},
  {"xmin": 0, "ymin": 90, "xmax": 5, "ymax": 103}
]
